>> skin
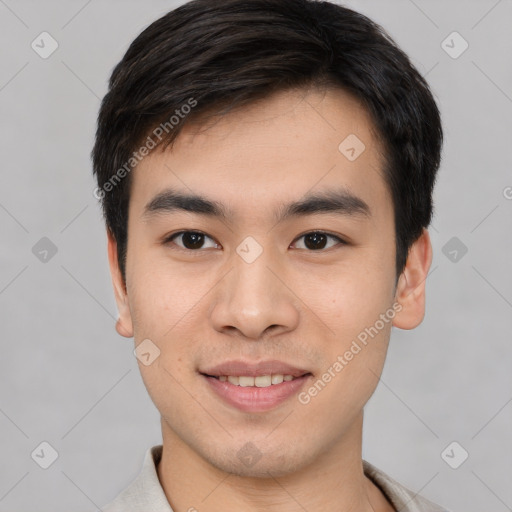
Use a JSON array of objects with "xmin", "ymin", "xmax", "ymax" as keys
[{"xmin": 107, "ymin": 86, "xmax": 432, "ymax": 512}]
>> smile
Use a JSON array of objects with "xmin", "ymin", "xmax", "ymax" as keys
[{"xmin": 201, "ymin": 373, "xmax": 312, "ymax": 412}]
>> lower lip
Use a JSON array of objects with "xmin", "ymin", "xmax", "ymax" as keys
[{"xmin": 202, "ymin": 374, "xmax": 312, "ymax": 413}]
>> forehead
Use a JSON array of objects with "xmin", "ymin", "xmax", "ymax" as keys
[{"xmin": 129, "ymin": 87, "xmax": 391, "ymax": 224}]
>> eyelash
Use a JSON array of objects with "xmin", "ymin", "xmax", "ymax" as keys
[{"xmin": 162, "ymin": 230, "xmax": 347, "ymax": 253}]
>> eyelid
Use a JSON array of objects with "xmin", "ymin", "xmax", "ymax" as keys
[
  {"xmin": 164, "ymin": 230, "xmax": 220, "ymax": 250},
  {"xmin": 290, "ymin": 230, "xmax": 347, "ymax": 249},
  {"xmin": 163, "ymin": 229, "xmax": 348, "ymax": 252}
]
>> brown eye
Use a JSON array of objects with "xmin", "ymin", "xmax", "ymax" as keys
[
  {"xmin": 292, "ymin": 231, "xmax": 345, "ymax": 251},
  {"xmin": 167, "ymin": 231, "xmax": 219, "ymax": 250}
]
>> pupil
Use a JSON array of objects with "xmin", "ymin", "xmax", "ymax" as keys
[
  {"xmin": 183, "ymin": 232, "xmax": 204, "ymax": 249},
  {"xmin": 305, "ymin": 232, "xmax": 327, "ymax": 250}
]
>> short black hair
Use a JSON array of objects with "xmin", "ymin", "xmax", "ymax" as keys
[{"xmin": 92, "ymin": 0, "xmax": 443, "ymax": 284}]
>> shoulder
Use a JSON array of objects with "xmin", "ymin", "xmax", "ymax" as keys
[
  {"xmin": 102, "ymin": 445, "xmax": 174, "ymax": 512},
  {"xmin": 363, "ymin": 460, "xmax": 452, "ymax": 512}
]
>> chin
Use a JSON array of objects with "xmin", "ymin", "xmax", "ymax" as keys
[{"xmin": 206, "ymin": 447, "xmax": 309, "ymax": 479}]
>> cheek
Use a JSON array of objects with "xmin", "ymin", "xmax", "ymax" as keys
[
  {"xmin": 298, "ymin": 305, "xmax": 393, "ymax": 423},
  {"xmin": 127, "ymin": 261, "xmax": 207, "ymax": 372},
  {"xmin": 308, "ymin": 258, "xmax": 393, "ymax": 336},
  {"xmin": 127, "ymin": 257, "xmax": 199, "ymax": 336},
  {"xmin": 301, "ymin": 257, "xmax": 394, "ymax": 404}
]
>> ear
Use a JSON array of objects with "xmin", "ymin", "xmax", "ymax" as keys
[
  {"xmin": 107, "ymin": 229, "xmax": 134, "ymax": 338},
  {"xmin": 392, "ymin": 228, "xmax": 433, "ymax": 330}
]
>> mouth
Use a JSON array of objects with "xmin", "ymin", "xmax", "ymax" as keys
[
  {"xmin": 200, "ymin": 372, "xmax": 311, "ymax": 387},
  {"xmin": 200, "ymin": 369, "xmax": 313, "ymax": 413}
]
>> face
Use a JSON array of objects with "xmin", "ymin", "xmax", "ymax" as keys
[{"xmin": 108, "ymin": 86, "xmax": 431, "ymax": 478}]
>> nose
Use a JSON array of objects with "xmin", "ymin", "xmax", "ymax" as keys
[{"xmin": 209, "ymin": 245, "xmax": 300, "ymax": 340}]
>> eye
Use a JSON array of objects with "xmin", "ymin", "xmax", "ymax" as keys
[
  {"xmin": 291, "ymin": 231, "xmax": 346, "ymax": 251},
  {"xmin": 164, "ymin": 231, "xmax": 220, "ymax": 251},
  {"xmin": 163, "ymin": 230, "xmax": 346, "ymax": 252}
]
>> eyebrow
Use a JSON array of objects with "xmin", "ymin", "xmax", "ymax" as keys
[{"xmin": 142, "ymin": 186, "xmax": 371, "ymax": 223}]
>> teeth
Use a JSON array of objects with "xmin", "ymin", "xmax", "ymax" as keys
[
  {"xmin": 271, "ymin": 374, "xmax": 283, "ymax": 384},
  {"xmin": 215, "ymin": 374, "xmax": 299, "ymax": 387},
  {"xmin": 239, "ymin": 376, "xmax": 255, "ymax": 387},
  {"xmin": 255, "ymin": 375, "xmax": 272, "ymax": 387}
]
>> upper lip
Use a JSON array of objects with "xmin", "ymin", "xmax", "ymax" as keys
[{"xmin": 200, "ymin": 359, "xmax": 311, "ymax": 378}]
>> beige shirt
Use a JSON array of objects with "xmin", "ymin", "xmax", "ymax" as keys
[{"xmin": 102, "ymin": 445, "xmax": 450, "ymax": 512}]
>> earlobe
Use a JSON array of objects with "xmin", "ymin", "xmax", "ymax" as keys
[
  {"xmin": 392, "ymin": 228, "xmax": 433, "ymax": 330},
  {"xmin": 107, "ymin": 229, "xmax": 134, "ymax": 338},
  {"xmin": 115, "ymin": 317, "xmax": 133, "ymax": 338}
]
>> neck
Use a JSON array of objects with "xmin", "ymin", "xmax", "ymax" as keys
[{"xmin": 156, "ymin": 412, "xmax": 394, "ymax": 512}]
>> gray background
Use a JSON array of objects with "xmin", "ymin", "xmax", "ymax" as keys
[{"xmin": 1, "ymin": 0, "xmax": 511, "ymax": 510}]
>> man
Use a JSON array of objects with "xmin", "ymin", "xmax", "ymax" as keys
[{"xmin": 92, "ymin": 0, "xmax": 448, "ymax": 510}]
